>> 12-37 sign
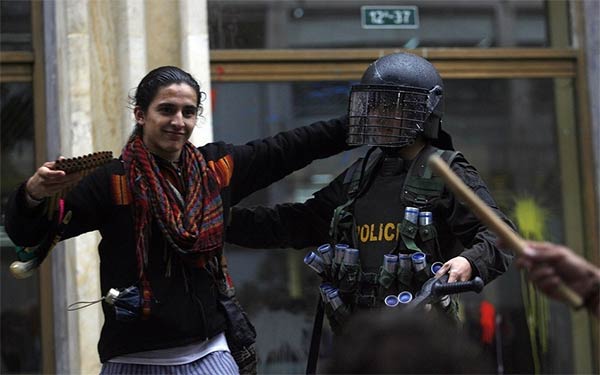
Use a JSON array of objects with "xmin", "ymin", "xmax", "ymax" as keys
[{"xmin": 361, "ymin": 6, "xmax": 419, "ymax": 29}]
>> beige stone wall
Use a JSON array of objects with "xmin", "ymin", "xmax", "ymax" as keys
[{"xmin": 52, "ymin": 0, "xmax": 211, "ymax": 372}]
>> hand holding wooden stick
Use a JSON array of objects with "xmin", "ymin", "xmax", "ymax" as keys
[
  {"xmin": 34, "ymin": 151, "xmax": 113, "ymax": 220},
  {"xmin": 428, "ymin": 154, "xmax": 583, "ymax": 308}
]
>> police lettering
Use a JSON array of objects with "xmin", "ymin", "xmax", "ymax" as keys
[{"xmin": 357, "ymin": 222, "xmax": 401, "ymax": 243}]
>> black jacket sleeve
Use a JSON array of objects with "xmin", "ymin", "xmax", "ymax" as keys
[
  {"xmin": 5, "ymin": 162, "xmax": 115, "ymax": 247},
  {"xmin": 227, "ymin": 116, "xmax": 349, "ymax": 205},
  {"xmin": 226, "ymin": 168, "xmax": 349, "ymax": 249},
  {"xmin": 445, "ymin": 155, "xmax": 514, "ymax": 283},
  {"xmin": 5, "ymin": 183, "xmax": 53, "ymax": 246}
]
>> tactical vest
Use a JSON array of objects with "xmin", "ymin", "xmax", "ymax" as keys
[{"xmin": 328, "ymin": 145, "xmax": 461, "ymax": 309}]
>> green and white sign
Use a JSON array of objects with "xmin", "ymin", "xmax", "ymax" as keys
[{"xmin": 361, "ymin": 6, "xmax": 419, "ymax": 29}]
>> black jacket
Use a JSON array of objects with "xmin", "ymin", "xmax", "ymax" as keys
[
  {"xmin": 227, "ymin": 146, "xmax": 513, "ymax": 285},
  {"xmin": 5, "ymin": 116, "xmax": 349, "ymax": 362}
]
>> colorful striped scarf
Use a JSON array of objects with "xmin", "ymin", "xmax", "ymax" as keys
[{"xmin": 122, "ymin": 135, "xmax": 224, "ymax": 277}]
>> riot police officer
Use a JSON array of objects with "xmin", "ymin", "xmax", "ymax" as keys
[{"xmin": 227, "ymin": 52, "xmax": 513, "ymax": 327}]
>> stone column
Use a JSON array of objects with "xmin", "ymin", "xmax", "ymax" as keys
[
  {"xmin": 115, "ymin": 0, "xmax": 147, "ymax": 141},
  {"xmin": 181, "ymin": 0, "xmax": 213, "ymax": 145},
  {"xmin": 54, "ymin": 0, "xmax": 96, "ymax": 373}
]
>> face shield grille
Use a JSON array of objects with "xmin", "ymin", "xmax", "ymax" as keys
[{"xmin": 347, "ymin": 85, "xmax": 439, "ymax": 148}]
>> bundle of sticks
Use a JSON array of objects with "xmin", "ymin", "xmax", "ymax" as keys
[
  {"xmin": 47, "ymin": 151, "xmax": 113, "ymax": 219},
  {"xmin": 53, "ymin": 151, "xmax": 113, "ymax": 174}
]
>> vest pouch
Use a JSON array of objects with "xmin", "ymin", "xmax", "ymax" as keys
[
  {"xmin": 414, "ymin": 267, "xmax": 431, "ymax": 285},
  {"xmin": 378, "ymin": 267, "xmax": 396, "ymax": 290},
  {"xmin": 400, "ymin": 219, "xmax": 421, "ymax": 252},
  {"xmin": 331, "ymin": 303, "xmax": 351, "ymax": 334},
  {"xmin": 338, "ymin": 263, "xmax": 360, "ymax": 296},
  {"xmin": 353, "ymin": 272, "xmax": 379, "ymax": 308},
  {"xmin": 218, "ymin": 293, "xmax": 256, "ymax": 348},
  {"xmin": 325, "ymin": 305, "xmax": 351, "ymax": 335},
  {"xmin": 419, "ymin": 224, "xmax": 437, "ymax": 242},
  {"xmin": 431, "ymin": 296, "xmax": 461, "ymax": 325},
  {"xmin": 396, "ymin": 267, "xmax": 414, "ymax": 291},
  {"xmin": 331, "ymin": 206, "xmax": 356, "ymax": 245},
  {"xmin": 323, "ymin": 290, "xmax": 352, "ymax": 335},
  {"xmin": 218, "ymin": 293, "xmax": 258, "ymax": 374},
  {"xmin": 338, "ymin": 247, "xmax": 360, "ymax": 296},
  {"xmin": 418, "ymin": 224, "xmax": 441, "ymax": 261},
  {"xmin": 403, "ymin": 175, "xmax": 445, "ymax": 208}
]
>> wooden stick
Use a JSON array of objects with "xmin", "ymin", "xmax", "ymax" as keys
[{"xmin": 428, "ymin": 154, "xmax": 583, "ymax": 308}]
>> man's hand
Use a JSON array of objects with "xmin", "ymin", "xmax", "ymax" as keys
[
  {"xmin": 517, "ymin": 241, "xmax": 600, "ymax": 317},
  {"xmin": 435, "ymin": 256, "xmax": 473, "ymax": 283}
]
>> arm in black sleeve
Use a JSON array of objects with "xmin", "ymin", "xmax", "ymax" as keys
[
  {"xmin": 227, "ymin": 200, "xmax": 331, "ymax": 249},
  {"xmin": 226, "ymin": 170, "xmax": 348, "ymax": 249},
  {"xmin": 5, "ymin": 183, "xmax": 53, "ymax": 246},
  {"xmin": 5, "ymin": 163, "xmax": 113, "ymax": 247},
  {"xmin": 228, "ymin": 116, "xmax": 349, "ymax": 204},
  {"xmin": 445, "ymin": 155, "xmax": 515, "ymax": 284}
]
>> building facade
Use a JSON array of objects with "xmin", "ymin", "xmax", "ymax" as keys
[{"xmin": 1, "ymin": 0, "xmax": 598, "ymax": 373}]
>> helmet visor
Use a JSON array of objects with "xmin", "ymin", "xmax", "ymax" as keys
[{"xmin": 347, "ymin": 85, "xmax": 431, "ymax": 147}]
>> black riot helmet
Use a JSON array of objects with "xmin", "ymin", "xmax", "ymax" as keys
[{"xmin": 347, "ymin": 52, "xmax": 446, "ymax": 149}]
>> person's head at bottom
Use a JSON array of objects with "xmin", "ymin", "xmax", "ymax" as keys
[{"xmin": 326, "ymin": 309, "xmax": 494, "ymax": 374}]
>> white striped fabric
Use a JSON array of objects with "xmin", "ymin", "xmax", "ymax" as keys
[{"xmin": 100, "ymin": 350, "xmax": 239, "ymax": 375}]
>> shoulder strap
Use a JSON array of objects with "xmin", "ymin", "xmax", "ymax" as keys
[
  {"xmin": 330, "ymin": 147, "xmax": 383, "ymax": 244},
  {"xmin": 343, "ymin": 158, "xmax": 363, "ymax": 197},
  {"xmin": 422, "ymin": 149, "xmax": 461, "ymax": 178},
  {"xmin": 440, "ymin": 149, "xmax": 461, "ymax": 168},
  {"xmin": 401, "ymin": 146, "xmax": 461, "ymax": 206},
  {"xmin": 345, "ymin": 147, "xmax": 383, "ymax": 198}
]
